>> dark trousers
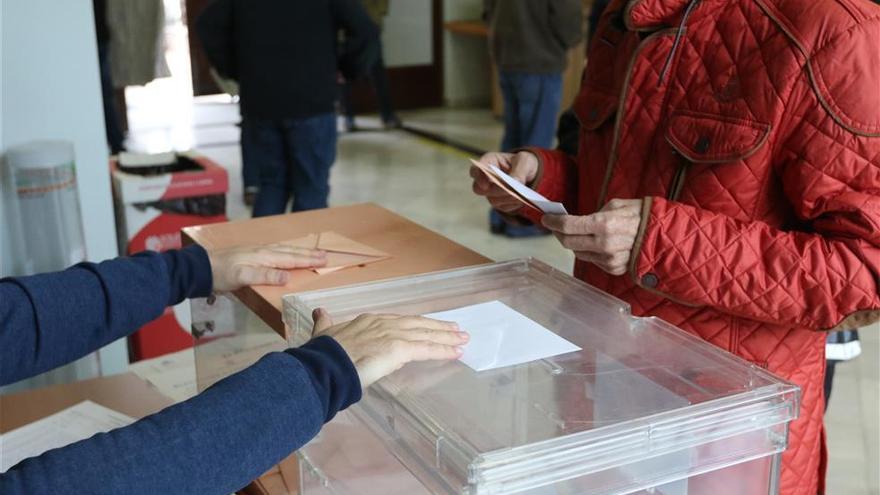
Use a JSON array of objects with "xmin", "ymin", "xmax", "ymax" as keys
[
  {"xmin": 341, "ymin": 49, "xmax": 396, "ymax": 123},
  {"xmin": 98, "ymin": 43, "xmax": 125, "ymax": 153},
  {"xmin": 243, "ymin": 113, "xmax": 337, "ymax": 217},
  {"xmin": 499, "ymin": 71, "xmax": 563, "ymax": 151}
]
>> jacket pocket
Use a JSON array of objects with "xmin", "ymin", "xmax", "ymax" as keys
[
  {"xmin": 665, "ymin": 110, "xmax": 771, "ymax": 163},
  {"xmin": 573, "ymin": 86, "xmax": 618, "ymax": 131},
  {"xmin": 663, "ymin": 110, "xmax": 772, "ymax": 201}
]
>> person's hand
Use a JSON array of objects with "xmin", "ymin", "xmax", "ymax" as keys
[
  {"xmin": 207, "ymin": 243, "xmax": 327, "ymax": 292},
  {"xmin": 470, "ymin": 151, "xmax": 540, "ymax": 213},
  {"xmin": 542, "ymin": 199, "xmax": 643, "ymax": 276},
  {"xmin": 312, "ymin": 308, "xmax": 468, "ymax": 388}
]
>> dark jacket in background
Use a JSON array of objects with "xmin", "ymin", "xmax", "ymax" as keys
[
  {"xmin": 484, "ymin": 0, "xmax": 583, "ymax": 74},
  {"xmin": 196, "ymin": 0, "xmax": 378, "ymax": 120}
]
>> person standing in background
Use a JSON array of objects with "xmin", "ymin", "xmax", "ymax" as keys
[
  {"xmin": 93, "ymin": 0, "xmax": 126, "ymax": 154},
  {"xmin": 484, "ymin": 0, "xmax": 583, "ymax": 237},
  {"xmin": 340, "ymin": 0, "xmax": 402, "ymax": 131},
  {"xmin": 197, "ymin": 0, "xmax": 378, "ymax": 217},
  {"xmin": 484, "ymin": 0, "xmax": 583, "ymax": 152}
]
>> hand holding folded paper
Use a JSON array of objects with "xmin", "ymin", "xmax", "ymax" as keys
[
  {"xmin": 288, "ymin": 231, "xmax": 391, "ymax": 275},
  {"xmin": 469, "ymin": 159, "xmax": 568, "ymax": 215}
]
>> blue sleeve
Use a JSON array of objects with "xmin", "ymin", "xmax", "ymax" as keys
[
  {"xmin": 0, "ymin": 336, "xmax": 362, "ymax": 494},
  {"xmin": 0, "ymin": 245, "xmax": 213, "ymax": 386}
]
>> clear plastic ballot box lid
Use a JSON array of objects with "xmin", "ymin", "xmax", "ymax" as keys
[{"xmin": 282, "ymin": 260, "xmax": 800, "ymax": 495}]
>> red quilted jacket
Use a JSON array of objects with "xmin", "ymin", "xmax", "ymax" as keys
[{"xmin": 525, "ymin": 0, "xmax": 880, "ymax": 493}]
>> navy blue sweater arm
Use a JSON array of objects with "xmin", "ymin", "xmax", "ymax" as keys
[
  {"xmin": 0, "ymin": 245, "xmax": 212, "ymax": 386},
  {"xmin": 0, "ymin": 336, "xmax": 362, "ymax": 494}
]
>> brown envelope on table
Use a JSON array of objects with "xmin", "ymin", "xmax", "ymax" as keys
[{"xmin": 288, "ymin": 231, "xmax": 391, "ymax": 275}]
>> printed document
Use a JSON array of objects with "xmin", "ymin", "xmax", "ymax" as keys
[{"xmin": 0, "ymin": 401, "xmax": 135, "ymax": 473}]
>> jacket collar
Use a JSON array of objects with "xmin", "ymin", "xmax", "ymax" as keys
[{"xmin": 624, "ymin": 0, "xmax": 696, "ymax": 31}]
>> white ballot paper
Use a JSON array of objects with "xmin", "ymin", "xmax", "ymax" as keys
[
  {"xmin": 0, "ymin": 401, "xmax": 135, "ymax": 473},
  {"xmin": 487, "ymin": 164, "xmax": 569, "ymax": 215},
  {"xmin": 425, "ymin": 301, "xmax": 580, "ymax": 371}
]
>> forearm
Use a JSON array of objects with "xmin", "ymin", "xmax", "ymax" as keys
[
  {"xmin": 630, "ymin": 197, "xmax": 880, "ymax": 330},
  {"xmin": 0, "ymin": 246, "xmax": 212, "ymax": 385},
  {"xmin": 0, "ymin": 337, "xmax": 361, "ymax": 495}
]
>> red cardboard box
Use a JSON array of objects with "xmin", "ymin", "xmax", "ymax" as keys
[{"xmin": 111, "ymin": 151, "xmax": 228, "ymax": 361}]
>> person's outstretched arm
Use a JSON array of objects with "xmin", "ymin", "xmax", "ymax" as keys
[
  {"xmin": 0, "ymin": 243, "xmax": 467, "ymax": 494},
  {"xmin": 0, "ymin": 242, "xmax": 326, "ymax": 386},
  {"xmin": 1, "ymin": 337, "xmax": 359, "ymax": 494},
  {"xmin": 0, "ymin": 246, "xmax": 211, "ymax": 385}
]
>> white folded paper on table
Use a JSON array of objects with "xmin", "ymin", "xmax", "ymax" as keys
[
  {"xmin": 425, "ymin": 301, "xmax": 580, "ymax": 371},
  {"xmin": 0, "ymin": 401, "xmax": 135, "ymax": 473}
]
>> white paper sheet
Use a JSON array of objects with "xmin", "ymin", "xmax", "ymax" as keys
[
  {"xmin": 0, "ymin": 401, "xmax": 135, "ymax": 473},
  {"xmin": 128, "ymin": 348, "xmax": 198, "ymax": 402},
  {"xmin": 425, "ymin": 301, "xmax": 580, "ymax": 371},
  {"xmin": 487, "ymin": 164, "xmax": 569, "ymax": 215}
]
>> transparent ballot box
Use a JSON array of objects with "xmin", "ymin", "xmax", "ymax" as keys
[{"xmin": 282, "ymin": 259, "xmax": 799, "ymax": 495}]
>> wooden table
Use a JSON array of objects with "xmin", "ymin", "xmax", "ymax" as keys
[
  {"xmin": 0, "ymin": 373, "xmax": 173, "ymax": 434},
  {"xmin": 183, "ymin": 203, "xmax": 490, "ymax": 337}
]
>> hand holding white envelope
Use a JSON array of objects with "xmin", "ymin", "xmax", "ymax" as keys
[{"xmin": 469, "ymin": 159, "xmax": 568, "ymax": 215}]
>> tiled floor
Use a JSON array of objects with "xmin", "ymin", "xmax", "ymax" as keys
[{"xmin": 126, "ymin": 97, "xmax": 879, "ymax": 494}]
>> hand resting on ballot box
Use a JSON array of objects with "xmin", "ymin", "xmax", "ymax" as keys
[
  {"xmin": 207, "ymin": 242, "xmax": 328, "ymax": 291},
  {"xmin": 312, "ymin": 308, "xmax": 469, "ymax": 388}
]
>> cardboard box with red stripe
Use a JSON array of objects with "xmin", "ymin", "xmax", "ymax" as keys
[{"xmin": 111, "ymin": 151, "xmax": 228, "ymax": 361}]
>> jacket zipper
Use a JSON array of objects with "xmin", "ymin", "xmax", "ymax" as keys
[
  {"xmin": 667, "ymin": 152, "xmax": 690, "ymax": 201},
  {"xmin": 597, "ymin": 28, "xmax": 679, "ymax": 209}
]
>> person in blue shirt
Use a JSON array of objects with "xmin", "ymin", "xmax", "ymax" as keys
[{"xmin": 0, "ymin": 242, "xmax": 468, "ymax": 494}]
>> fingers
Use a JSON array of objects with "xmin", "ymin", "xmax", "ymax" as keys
[
  {"xmin": 471, "ymin": 167, "xmax": 495, "ymax": 195},
  {"xmin": 397, "ymin": 341, "xmax": 464, "ymax": 362},
  {"xmin": 602, "ymin": 198, "xmax": 642, "ymax": 211},
  {"xmin": 312, "ymin": 308, "xmax": 333, "ymax": 333},
  {"xmin": 542, "ymin": 214, "xmax": 602, "ymax": 235},
  {"xmin": 392, "ymin": 316, "xmax": 461, "ymax": 331},
  {"xmin": 355, "ymin": 314, "xmax": 461, "ymax": 332},
  {"xmin": 552, "ymin": 233, "xmax": 633, "ymax": 252},
  {"xmin": 235, "ymin": 265, "xmax": 290, "ymax": 286},
  {"xmin": 478, "ymin": 151, "xmax": 512, "ymax": 170},
  {"xmin": 257, "ymin": 247, "xmax": 328, "ymax": 269},
  {"xmin": 396, "ymin": 328, "xmax": 470, "ymax": 345},
  {"xmin": 508, "ymin": 160, "xmax": 533, "ymax": 184}
]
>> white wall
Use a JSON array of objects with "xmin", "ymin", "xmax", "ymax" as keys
[
  {"xmin": 442, "ymin": 0, "xmax": 492, "ymax": 107},
  {"xmin": 383, "ymin": 0, "xmax": 433, "ymax": 68},
  {"xmin": 1, "ymin": 0, "xmax": 128, "ymax": 376}
]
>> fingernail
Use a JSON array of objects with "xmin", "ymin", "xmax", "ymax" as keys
[
  {"xmin": 455, "ymin": 346, "xmax": 464, "ymax": 355},
  {"xmin": 458, "ymin": 331, "xmax": 469, "ymax": 341}
]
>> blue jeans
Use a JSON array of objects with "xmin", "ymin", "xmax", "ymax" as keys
[
  {"xmin": 244, "ymin": 113, "xmax": 337, "ymax": 217},
  {"xmin": 498, "ymin": 72, "xmax": 563, "ymax": 151}
]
